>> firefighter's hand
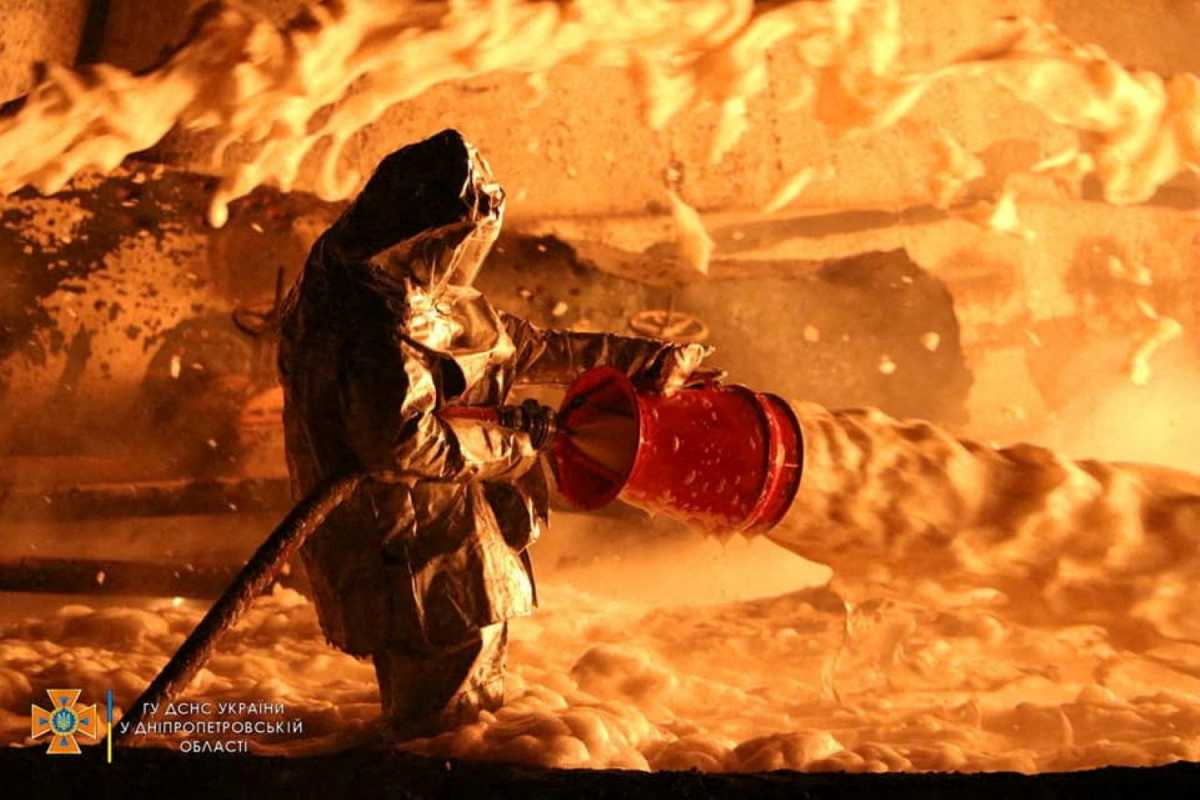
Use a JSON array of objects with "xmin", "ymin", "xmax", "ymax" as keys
[{"xmin": 651, "ymin": 343, "xmax": 715, "ymax": 397}]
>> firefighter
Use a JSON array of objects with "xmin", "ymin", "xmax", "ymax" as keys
[{"xmin": 277, "ymin": 129, "xmax": 708, "ymax": 736}]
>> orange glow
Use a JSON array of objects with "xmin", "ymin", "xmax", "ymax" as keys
[
  {"xmin": 3, "ymin": 0, "xmax": 1200, "ymax": 780},
  {"xmin": 1, "ymin": 0, "xmax": 914, "ymax": 225}
]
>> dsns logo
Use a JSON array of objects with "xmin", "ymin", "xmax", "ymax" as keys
[{"xmin": 32, "ymin": 689, "xmax": 101, "ymax": 754}]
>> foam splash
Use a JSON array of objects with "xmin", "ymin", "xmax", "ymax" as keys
[
  {"xmin": 770, "ymin": 402, "xmax": 1200, "ymax": 643},
  {"xmin": 5, "ymin": 396, "xmax": 1200, "ymax": 772},
  {"xmin": 981, "ymin": 20, "xmax": 1200, "ymax": 205},
  {"xmin": 0, "ymin": 586, "xmax": 379, "ymax": 751},
  {"xmin": 667, "ymin": 189, "xmax": 715, "ymax": 275},
  {"xmin": 929, "ymin": 133, "xmax": 984, "ymax": 208},
  {"xmin": 5, "ymin": 557, "xmax": 1200, "ymax": 772},
  {"xmin": 1128, "ymin": 317, "xmax": 1183, "ymax": 386},
  {"xmin": 14, "ymin": 0, "xmax": 1200, "ymax": 226},
  {"xmin": 0, "ymin": 0, "xmax": 920, "ymax": 227}
]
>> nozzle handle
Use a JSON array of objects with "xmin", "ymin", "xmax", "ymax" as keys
[
  {"xmin": 439, "ymin": 400, "xmax": 558, "ymax": 450},
  {"xmin": 497, "ymin": 399, "xmax": 558, "ymax": 450}
]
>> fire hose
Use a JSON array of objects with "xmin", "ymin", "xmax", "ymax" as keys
[
  {"xmin": 112, "ymin": 470, "xmax": 366, "ymax": 743},
  {"xmin": 112, "ymin": 401, "xmax": 558, "ymax": 744},
  {"xmin": 114, "ymin": 369, "xmax": 803, "ymax": 743}
]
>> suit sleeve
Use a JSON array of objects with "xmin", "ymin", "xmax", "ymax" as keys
[
  {"xmin": 339, "ymin": 332, "xmax": 536, "ymax": 483},
  {"xmin": 499, "ymin": 311, "xmax": 707, "ymax": 388}
]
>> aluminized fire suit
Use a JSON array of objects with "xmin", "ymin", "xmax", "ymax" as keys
[{"xmin": 277, "ymin": 129, "xmax": 707, "ymax": 733}]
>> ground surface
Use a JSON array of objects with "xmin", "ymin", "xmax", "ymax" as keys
[
  {"xmin": 5, "ymin": 533, "xmax": 1200, "ymax": 774},
  {"xmin": 7, "ymin": 746, "xmax": 1200, "ymax": 800}
]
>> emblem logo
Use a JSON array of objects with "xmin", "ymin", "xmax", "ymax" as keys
[{"xmin": 31, "ymin": 689, "xmax": 101, "ymax": 755}]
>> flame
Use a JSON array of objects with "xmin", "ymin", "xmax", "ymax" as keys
[
  {"xmin": 987, "ymin": 188, "xmax": 1036, "ymax": 239},
  {"xmin": 929, "ymin": 132, "xmax": 984, "ymax": 208},
  {"xmin": 978, "ymin": 20, "xmax": 1200, "ymax": 205},
  {"xmin": 1128, "ymin": 317, "xmax": 1183, "ymax": 386},
  {"xmin": 6, "ymin": 0, "xmax": 1200, "ymax": 777},
  {"xmin": 0, "ymin": 0, "xmax": 927, "ymax": 227},
  {"xmin": 667, "ymin": 189, "xmax": 714, "ymax": 275},
  {"xmin": 762, "ymin": 167, "xmax": 816, "ymax": 214},
  {"xmin": 3, "ymin": 2, "xmax": 1196, "ymax": 223}
]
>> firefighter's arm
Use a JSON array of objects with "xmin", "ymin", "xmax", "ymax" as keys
[
  {"xmin": 500, "ymin": 311, "xmax": 712, "ymax": 393},
  {"xmin": 340, "ymin": 336, "xmax": 536, "ymax": 483}
]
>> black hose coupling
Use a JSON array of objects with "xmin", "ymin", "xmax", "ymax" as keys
[{"xmin": 497, "ymin": 399, "xmax": 558, "ymax": 450}]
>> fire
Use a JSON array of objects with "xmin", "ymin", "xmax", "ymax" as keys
[
  {"xmin": 981, "ymin": 20, "xmax": 1200, "ymax": 205},
  {"xmin": 0, "ymin": 0, "xmax": 919, "ymax": 227},
  {"xmin": 14, "ymin": 0, "xmax": 1196, "ymax": 227},
  {"xmin": 1128, "ymin": 316, "xmax": 1183, "ymax": 386},
  {"xmin": 667, "ymin": 189, "xmax": 715, "ymax": 275},
  {"xmin": 929, "ymin": 133, "xmax": 984, "ymax": 209},
  {"xmin": 4, "ymin": 0, "xmax": 1200, "ymax": 781}
]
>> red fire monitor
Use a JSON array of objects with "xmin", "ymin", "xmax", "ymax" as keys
[{"xmin": 553, "ymin": 367, "xmax": 804, "ymax": 536}]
